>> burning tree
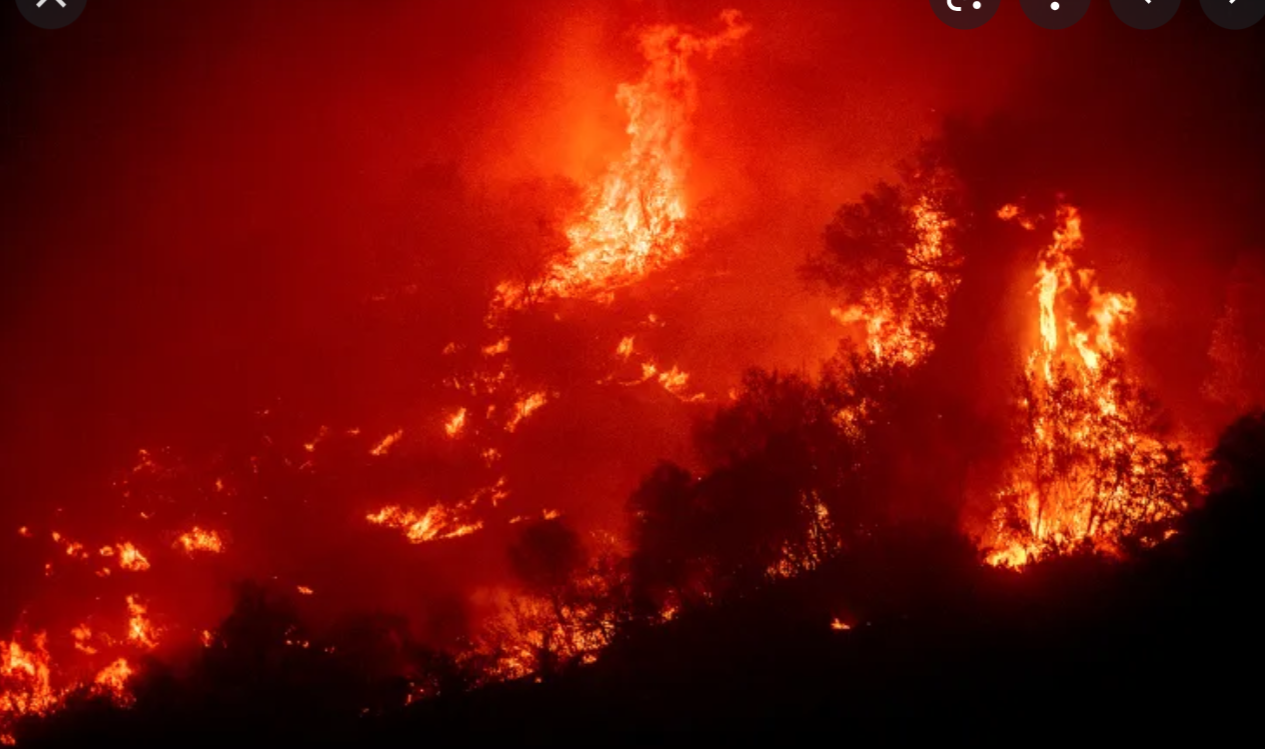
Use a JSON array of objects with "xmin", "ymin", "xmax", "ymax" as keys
[
  {"xmin": 802, "ymin": 155, "xmax": 964, "ymax": 367},
  {"xmin": 473, "ymin": 520, "xmax": 624, "ymax": 680},
  {"xmin": 624, "ymin": 359, "xmax": 934, "ymax": 612},
  {"xmin": 801, "ymin": 133, "xmax": 1200, "ymax": 568},
  {"xmin": 984, "ymin": 205, "xmax": 1197, "ymax": 566}
]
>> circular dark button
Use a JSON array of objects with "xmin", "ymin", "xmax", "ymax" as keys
[
  {"xmin": 1111, "ymin": 0, "xmax": 1182, "ymax": 29},
  {"xmin": 15, "ymin": 0, "xmax": 88, "ymax": 30},
  {"xmin": 1020, "ymin": 0, "xmax": 1094, "ymax": 29},
  {"xmin": 1200, "ymin": 0, "xmax": 1265, "ymax": 29},
  {"xmin": 929, "ymin": 0, "xmax": 1002, "ymax": 30}
]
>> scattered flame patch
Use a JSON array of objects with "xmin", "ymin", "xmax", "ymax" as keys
[
  {"xmin": 369, "ymin": 429, "xmax": 404, "ymax": 456},
  {"xmin": 175, "ymin": 527, "xmax": 224, "ymax": 555},
  {"xmin": 71, "ymin": 625, "xmax": 96, "ymax": 655},
  {"xmin": 126, "ymin": 596, "xmax": 158, "ymax": 650},
  {"xmin": 113, "ymin": 542, "xmax": 150, "ymax": 572},
  {"xmin": 506, "ymin": 392, "xmax": 549, "ymax": 433},
  {"xmin": 367, "ymin": 504, "xmax": 484, "ymax": 544},
  {"xmin": 444, "ymin": 408, "xmax": 468, "ymax": 438}
]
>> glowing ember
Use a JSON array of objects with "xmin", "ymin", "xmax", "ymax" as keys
[
  {"xmin": 444, "ymin": 408, "xmax": 468, "ymax": 438},
  {"xmin": 656, "ymin": 365, "xmax": 706, "ymax": 401},
  {"xmin": 174, "ymin": 527, "xmax": 224, "ymax": 554},
  {"xmin": 985, "ymin": 204, "xmax": 1194, "ymax": 567},
  {"xmin": 126, "ymin": 596, "xmax": 158, "ymax": 649},
  {"xmin": 296, "ymin": 586, "xmax": 314, "ymax": 596},
  {"xmin": 658, "ymin": 366, "xmax": 690, "ymax": 393},
  {"xmin": 506, "ymin": 392, "xmax": 549, "ymax": 433},
  {"xmin": 492, "ymin": 10, "xmax": 750, "ymax": 311},
  {"xmin": 616, "ymin": 335, "xmax": 635, "ymax": 359},
  {"xmin": 114, "ymin": 542, "xmax": 150, "ymax": 572},
  {"xmin": 367, "ymin": 504, "xmax": 483, "ymax": 544},
  {"xmin": 51, "ymin": 532, "xmax": 89, "ymax": 560},
  {"xmin": 132, "ymin": 448, "xmax": 161, "ymax": 474},
  {"xmin": 70, "ymin": 625, "xmax": 96, "ymax": 655},
  {"xmin": 369, "ymin": 429, "xmax": 404, "ymax": 456},
  {"xmin": 304, "ymin": 425, "xmax": 330, "ymax": 453},
  {"xmin": 830, "ymin": 618, "xmax": 852, "ymax": 631}
]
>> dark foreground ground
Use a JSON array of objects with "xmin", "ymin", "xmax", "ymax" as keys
[{"xmin": 17, "ymin": 476, "xmax": 1259, "ymax": 749}]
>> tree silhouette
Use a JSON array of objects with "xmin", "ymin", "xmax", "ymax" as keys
[
  {"xmin": 486, "ymin": 519, "xmax": 618, "ymax": 678},
  {"xmin": 1206, "ymin": 409, "xmax": 1265, "ymax": 495}
]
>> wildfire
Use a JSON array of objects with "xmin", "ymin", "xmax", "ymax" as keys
[
  {"xmin": 473, "ymin": 576, "xmax": 617, "ymax": 681},
  {"xmin": 444, "ymin": 408, "xmax": 468, "ymax": 438},
  {"xmin": 70, "ymin": 625, "xmax": 96, "ymax": 655},
  {"xmin": 175, "ymin": 527, "xmax": 224, "ymax": 554},
  {"xmin": 482, "ymin": 337, "xmax": 510, "ymax": 356},
  {"xmin": 985, "ymin": 204, "xmax": 1194, "ymax": 567},
  {"xmin": 831, "ymin": 197, "xmax": 959, "ymax": 366},
  {"xmin": 505, "ymin": 392, "xmax": 549, "ymax": 433},
  {"xmin": 50, "ymin": 532, "xmax": 89, "ymax": 560},
  {"xmin": 1, "ymin": 634, "xmax": 57, "ymax": 741},
  {"xmin": 92, "ymin": 659, "xmax": 133, "ymax": 702},
  {"xmin": 369, "ymin": 429, "xmax": 404, "ymax": 456},
  {"xmin": 625, "ymin": 360, "xmax": 707, "ymax": 401},
  {"xmin": 304, "ymin": 425, "xmax": 330, "ymax": 453},
  {"xmin": 367, "ymin": 504, "xmax": 483, "ymax": 544},
  {"xmin": 2, "ymin": 631, "xmax": 138, "ymax": 742},
  {"xmin": 112, "ymin": 542, "xmax": 151, "ymax": 572},
  {"xmin": 126, "ymin": 596, "xmax": 158, "ymax": 650},
  {"xmin": 492, "ymin": 10, "xmax": 750, "ymax": 311}
]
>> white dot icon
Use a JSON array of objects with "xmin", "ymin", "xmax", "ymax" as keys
[
  {"xmin": 1051, "ymin": 1, "xmax": 1060, "ymax": 9},
  {"xmin": 973, "ymin": 1, "xmax": 982, "ymax": 8}
]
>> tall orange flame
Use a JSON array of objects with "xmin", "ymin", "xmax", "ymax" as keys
[
  {"xmin": 493, "ymin": 10, "xmax": 750, "ymax": 311},
  {"xmin": 986, "ymin": 204, "xmax": 1193, "ymax": 567}
]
